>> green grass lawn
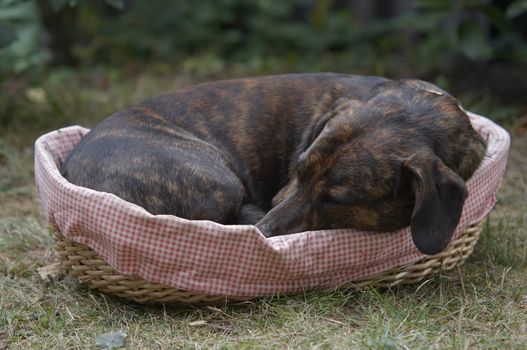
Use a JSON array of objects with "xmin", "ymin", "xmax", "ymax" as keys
[{"xmin": 1, "ymin": 70, "xmax": 526, "ymax": 349}]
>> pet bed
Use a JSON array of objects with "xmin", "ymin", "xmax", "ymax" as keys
[{"xmin": 34, "ymin": 112, "xmax": 510, "ymax": 303}]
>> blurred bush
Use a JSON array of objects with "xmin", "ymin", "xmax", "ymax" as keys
[
  {"xmin": 0, "ymin": 0, "xmax": 50, "ymax": 76},
  {"xmin": 1, "ymin": 0, "xmax": 526, "ymax": 136},
  {"xmin": 1, "ymin": 0, "xmax": 526, "ymax": 78}
]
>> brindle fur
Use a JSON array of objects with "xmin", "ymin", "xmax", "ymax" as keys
[{"xmin": 60, "ymin": 73, "xmax": 486, "ymax": 255}]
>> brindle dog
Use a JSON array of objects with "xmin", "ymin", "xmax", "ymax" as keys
[{"xmin": 60, "ymin": 73, "xmax": 486, "ymax": 255}]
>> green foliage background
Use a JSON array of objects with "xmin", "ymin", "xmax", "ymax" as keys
[
  {"xmin": 1, "ymin": 0, "xmax": 527, "ymax": 77},
  {"xmin": 1, "ymin": 0, "xmax": 526, "ymax": 134}
]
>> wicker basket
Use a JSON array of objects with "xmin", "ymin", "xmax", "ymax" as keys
[{"xmin": 52, "ymin": 220, "xmax": 484, "ymax": 304}]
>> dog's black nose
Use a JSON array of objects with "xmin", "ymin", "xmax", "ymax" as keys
[{"xmin": 255, "ymin": 221, "xmax": 273, "ymax": 238}]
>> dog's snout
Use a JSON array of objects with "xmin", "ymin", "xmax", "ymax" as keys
[
  {"xmin": 256, "ymin": 219, "xmax": 274, "ymax": 238},
  {"xmin": 256, "ymin": 215, "xmax": 291, "ymax": 238},
  {"xmin": 256, "ymin": 213, "xmax": 291, "ymax": 237},
  {"xmin": 256, "ymin": 193, "xmax": 312, "ymax": 237}
]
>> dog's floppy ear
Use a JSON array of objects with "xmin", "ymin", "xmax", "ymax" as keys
[{"xmin": 402, "ymin": 151, "xmax": 468, "ymax": 255}]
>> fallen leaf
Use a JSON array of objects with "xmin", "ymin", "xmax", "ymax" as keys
[
  {"xmin": 36, "ymin": 262, "xmax": 63, "ymax": 281},
  {"xmin": 188, "ymin": 320, "xmax": 207, "ymax": 326},
  {"xmin": 94, "ymin": 332, "xmax": 127, "ymax": 349},
  {"xmin": 25, "ymin": 87, "xmax": 46, "ymax": 104}
]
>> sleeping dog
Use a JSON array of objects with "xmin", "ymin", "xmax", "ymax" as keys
[{"xmin": 60, "ymin": 73, "xmax": 486, "ymax": 255}]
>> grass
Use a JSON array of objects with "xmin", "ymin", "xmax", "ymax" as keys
[{"xmin": 0, "ymin": 68, "xmax": 526, "ymax": 349}]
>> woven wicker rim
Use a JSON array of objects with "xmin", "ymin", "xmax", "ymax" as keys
[{"xmin": 52, "ymin": 220, "xmax": 484, "ymax": 304}]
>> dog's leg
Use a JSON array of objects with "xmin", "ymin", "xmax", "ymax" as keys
[{"xmin": 61, "ymin": 121, "xmax": 246, "ymax": 224}]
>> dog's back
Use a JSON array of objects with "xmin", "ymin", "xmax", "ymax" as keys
[{"xmin": 60, "ymin": 73, "xmax": 388, "ymax": 217}]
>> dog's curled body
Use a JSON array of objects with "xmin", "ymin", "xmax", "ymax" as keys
[{"xmin": 61, "ymin": 73, "xmax": 486, "ymax": 255}]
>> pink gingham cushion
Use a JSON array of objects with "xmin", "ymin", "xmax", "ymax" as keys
[{"xmin": 34, "ymin": 112, "xmax": 510, "ymax": 297}]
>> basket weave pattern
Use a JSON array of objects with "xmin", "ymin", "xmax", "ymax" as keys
[
  {"xmin": 38, "ymin": 113, "xmax": 508, "ymax": 303},
  {"xmin": 53, "ymin": 220, "xmax": 484, "ymax": 304}
]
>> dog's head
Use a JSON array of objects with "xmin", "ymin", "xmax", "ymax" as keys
[{"xmin": 257, "ymin": 80, "xmax": 486, "ymax": 255}]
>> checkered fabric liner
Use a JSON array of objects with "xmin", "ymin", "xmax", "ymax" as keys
[{"xmin": 34, "ymin": 113, "xmax": 510, "ymax": 297}]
